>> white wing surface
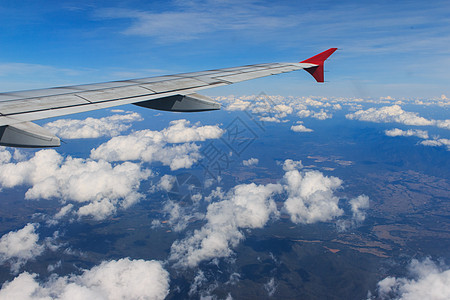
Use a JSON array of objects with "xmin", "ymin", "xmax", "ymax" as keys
[{"xmin": 0, "ymin": 48, "xmax": 337, "ymax": 147}]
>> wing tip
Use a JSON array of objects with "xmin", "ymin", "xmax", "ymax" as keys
[{"xmin": 300, "ymin": 48, "xmax": 338, "ymax": 83}]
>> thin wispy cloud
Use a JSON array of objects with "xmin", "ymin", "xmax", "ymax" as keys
[{"xmin": 96, "ymin": 1, "xmax": 300, "ymax": 43}]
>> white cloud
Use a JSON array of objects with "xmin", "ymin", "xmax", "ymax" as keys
[
  {"xmin": 243, "ymin": 158, "xmax": 259, "ymax": 166},
  {"xmin": 291, "ymin": 124, "xmax": 313, "ymax": 132},
  {"xmin": 90, "ymin": 119, "xmax": 223, "ymax": 170},
  {"xmin": 373, "ymin": 258, "xmax": 450, "ymax": 300},
  {"xmin": 0, "ymin": 150, "xmax": 151, "ymax": 221},
  {"xmin": 283, "ymin": 170, "xmax": 344, "ymax": 224},
  {"xmin": 333, "ymin": 104, "xmax": 342, "ymax": 110},
  {"xmin": 420, "ymin": 138, "xmax": 450, "ymax": 150},
  {"xmin": 305, "ymin": 98, "xmax": 325, "ymax": 107},
  {"xmin": 282, "ymin": 159, "xmax": 303, "ymax": 171},
  {"xmin": 169, "ymin": 159, "xmax": 368, "ymax": 268},
  {"xmin": 44, "ymin": 112, "xmax": 143, "ymax": 139},
  {"xmin": 385, "ymin": 128, "xmax": 429, "ymax": 139},
  {"xmin": 223, "ymin": 97, "xmax": 251, "ymax": 111},
  {"xmin": 0, "ymin": 258, "xmax": 170, "ymax": 300},
  {"xmin": 169, "ymin": 183, "xmax": 282, "ymax": 268},
  {"xmin": 259, "ymin": 116, "xmax": 281, "ymax": 123},
  {"xmin": 161, "ymin": 200, "xmax": 204, "ymax": 232},
  {"xmin": 274, "ymin": 104, "xmax": 293, "ymax": 114},
  {"xmin": 161, "ymin": 119, "xmax": 224, "ymax": 143},
  {"xmin": 0, "ymin": 147, "xmax": 12, "ymax": 164},
  {"xmin": 220, "ymin": 96, "xmax": 337, "ymax": 123},
  {"xmin": 297, "ymin": 109, "xmax": 312, "ymax": 118},
  {"xmin": 311, "ymin": 109, "xmax": 332, "ymax": 120},
  {"xmin": 157, "ymin": 174, "xmax": 176, "ymax": 192},
  {"xmin": 297, "ymin": 109, "xmax": 332, "ymax": 120},
  {"xmin": 436, "ymin": 119, "xmax": 450, "ymax": 130},
  {"xmin": 0, "ymin": 224, "xmax": 45, "ymax": 273},
  {"xmin": 349, "ymin": 195, "xmax": 370, "ymax": 224},
  {"xmin": 346, "ymin": 105, "xmax": 449, "ymax": 129},
  {"xmin": 384, "ymin": 129, "xmax": 449, "ymax": 151},
  {"xmin": 54, "ymin": 204, "xmax": 74, "ymax": 220}
]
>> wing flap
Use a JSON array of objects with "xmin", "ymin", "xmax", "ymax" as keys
[
  {"xmin": 0, "ymin": 121, "xmax": 60, "ymax": 147},
  {"xmin": 134, "ymin": 93, "xmax": 220, "ymax": 112}
]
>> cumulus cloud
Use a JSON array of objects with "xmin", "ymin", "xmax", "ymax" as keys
[
  {"xmin": 350, "ymin": 195, "xmax": 370, "ymax": 224},
  {"xmin": 0, "ymin": 224, "xmax": 46, "ymax": 273},
  {"xmin": 274, "ymin": 104, "xmax": 293, "ymax": 115},
  {"xmin": 384, "ymin": 128, "xmax": 449, "ymax": 151},
  {"xmin": 44, "ymin": 112, "xmax": 143, "ymax": 139},
  {"xmin": 169, "ymin": 183, "xmax": 282, "ymax": 268},
  {"xmin": 222, "ymin": 97, "xmax": 251, "ymax": 111},
  {"xmin": 90, "ymin": 119, "xmax": 223, "ymax": 170},
  {"xmin": 436, "ymin": 119, "xmax": 450, "ymax": 130},
  {"xmin": 297, "ymin": 109, "xmax": 332, "ymax": 120},
  {"xmin": 160, "ymin": 119, "xmax": 224, "ymax": 143},
  {"xmin": 336, "ymin": 195, "xmax": 370, "ymax": 232},
  {"xmin": 311, "ymin": 109, "xmax": 332, "ymax": 120},
  {"xmin": 372, "ymin": 258, "xmax": 450, "ymax": 300},
  {"xmin": 259, "ymin": 116, "xmax": 281, "ymax": 123},
  {"xmin": 420, "ymin": 138, "xmax": 450, "ymax": 150},
  {"xmin": 157, "ymin": 174, "xmax": 176, "ymax": 192},
  {"xmin": 305, "ymin": 98, "xmax": 326, "ymax": 107},
  {"xmin": 283, "ymin": 170, "xmax": 344, "ymax": 224},
  {"xmin": 0, "ymin": 150, "xmax": 151, "ymax": 220},
  {"xmin": 0, "ymin": 258, "xmax": 170, "ymax": 300},
  {"xmin": 282, "ymin": 159, "xmax": 303, "ymax": 171},
  {"xmin": 291, "ymin": 123, "xmax": 313, "ymax": 132},
  {"xmin": 243, "ymin": 158, "xmax": 259, "ymax": 166},
  {"xmin": 385, "ymin": 128, "xmax": 429, "ymax": 139},
  {"xmin": 346, "ymin": 105, "xmax": 449, "ymax": 129},
  {"xmin": 0, "ymin": 147, "xmax": 12, "ymax": 164}
]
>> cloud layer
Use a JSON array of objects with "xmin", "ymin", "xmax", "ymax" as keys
[
  {"xmin": 169, "ymin": 160, "xmax": 369, "ymax": 268},
  {"xmin": 347, "ymin": 105, "xmax": 449, "ymax": 129},
  {"xmin": 0, "ymin": 119, "xmax": 224, "ymax": 220},
  {"xmin": 0, "ymin": 258, "xmax": 170, "ymax": 300}
]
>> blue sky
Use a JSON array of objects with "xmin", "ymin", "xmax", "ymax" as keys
[{"xmin": 0, "ymin": 0, "xmax": 449, "ymax": 98}]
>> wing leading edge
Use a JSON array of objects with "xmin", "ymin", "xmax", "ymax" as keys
[{"xmin": 0, "ymin": 48, "xmax": 337, "ymax": 148}]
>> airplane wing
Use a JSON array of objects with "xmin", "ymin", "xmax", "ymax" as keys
[{"xmin": 0, "ymin": 48, "xmax": 337, "ymax": 147}]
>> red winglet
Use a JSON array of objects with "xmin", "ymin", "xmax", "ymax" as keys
[{"xmin": 300, "ymin": 48, "xmax": 337, "ymax": 83}]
